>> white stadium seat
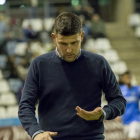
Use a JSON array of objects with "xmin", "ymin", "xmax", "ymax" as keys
[
  {"xmin": 0, "ymin": 107, "xmax": 7, "ymax": 118},
  {"xmin": 128, "ymin": 13, "xmax": 140, "ymax": 27},
  {"xmin": 103, "ymin": 49, "xmax": 119, "ymax": 63},
  {"xmin": 22, "ymin": 18, "xmax": 43, "ymax": 32},
  {"xmin": 84, "ymin": 38, "xmax": 95, "ymax": 52},
  {"xmin": 0, "ymin": 92, "xmax": 17, "ymax": 105},
  {"xmin": 44, "ymin": 18, "xmax": 55, "ymax": 31},
  {"xmin": 94, "ymin": 38, "xmax": 111, "ymax": 51},
  {"xmin": 0, "ymin": 80, "xmax": 10, "ymax": 92},
  {"xmin": 111, "ymin": 61, "xmax": 127, "ymax": 74},
  {"xmin": 7, "ymin": 106, "xmax": 19, "ymax": 118},
  {"xmin": 15, "ymin": 43, "xmax": 27, "ymax": 56}
]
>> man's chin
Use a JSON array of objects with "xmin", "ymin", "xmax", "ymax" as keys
[{"xmin": 63, "ymin": 56, "xmax": 76, "ymax": 62}]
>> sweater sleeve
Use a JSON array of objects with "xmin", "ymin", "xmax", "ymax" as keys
[
  {"xmin": 18, "ymin": 58, "xmax": 42, "ymax": 138},
  {"xmin": 101, "ymin": 57, "xmax": 127, "ymax": 120}
]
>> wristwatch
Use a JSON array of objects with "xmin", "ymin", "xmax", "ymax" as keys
[
  {"xmin": 32, "ymin": 130, "xmax": 45, "ymax": 139},
  {"xmin": 98, "ymin": 109, "xmax": 106, "ymax": 122}
]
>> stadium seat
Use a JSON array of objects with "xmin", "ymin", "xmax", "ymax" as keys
[
  {"xmin": 30, "ymin": 42, "xmax": 46, "ymax": 55},
  {"xmin": 0, "ymin": 92, "xmax": 17, "ymax": 105},
  {"xmin": 30, "ymin": 41, "xmax": 41, "ymax": 53},
  {"xmin": 7, "ymin": 106, "xmax": 18, "ymax": 118},
  {"xmin": 111, "ymin": 61, "xmax": 127, "ymax": 74},
  {"xmin": 6, "ymin": 40, "xmax": 17, "ymax": 56},
  {"xmin": 0, "ymin": 80, "xmax": 10, "ymax": 92},
  {"xmin": 128, "ymin": 13, "xmax": 140, "ymax": 27},
  {"xmin": 94, "ymin": 38, "xmax": 111, "ymax": 51},
  {"xmin": 44, "ymin": 18, "xmax": 55, "ymax": 31},
  {"xmin": 15, "ymin": 43, "xmax": 27, "ymax": 56},
  {"xmin": 0, "ymin": 107, "xmax": 7, "ymax": 118},
  {"xmin": 22, "ymin": 18, "xmax": 43, "ymax": 32},
  {"xmin": 0, "ymin": 55, "xmax": 7, "ymax": 69},
  {"xmin": 103, "ymin": 49, "xmax": 119, "ymax": 63},
  {"xmin": 8, "ymin": 78, "xmax": 23, "ymax": 93},
  {"xmin": 84, "ymin": 38, "xmax": 95, "ymax": 52}
]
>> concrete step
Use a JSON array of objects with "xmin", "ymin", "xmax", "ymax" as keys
[
  {"xmin": 111, "ymin": 39, "xmax": 136, "ymax": 49},
  {"xmin": 105, "ymin": 23, "xmax": 140, "ymax": 84},
  {"xmin": 118, "ymin": 51, "xmax": 140, "ymax": 60},
  {"xmin": 135, "ymin": 75, "xmax": 140, "ymax": 85},
  {"xmin": 127, "ymin": 64, "xmax": 140, "ymax": 71},
  {"xmin": 105, "ymin": 23, "xmax": 135, "ymax": 39},
  {"xmin": 124, "ymin": 59, "xmax": 140, "ymax": 64}
]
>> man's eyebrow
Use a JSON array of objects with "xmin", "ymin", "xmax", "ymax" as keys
[
  {"xmin": 71, "ymin": 41, "xmax": 78, "ymax": 44},
  {"xmin": 58, "ymin": 41, "xmax": 67, "ymax": 44},
  {"xmin": 58, "ymin": 41, "xmax": 78, "ymax": 44}
]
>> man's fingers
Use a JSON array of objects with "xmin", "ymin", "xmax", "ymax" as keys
[
  {"xmin": 48, "ymin": 132, "xmax": 58, "ymax": 136},
  {"xmin": 76, "ymin": 106, "xmax": 88, "ymax": 114},
  {"xmin": 75, "ymin": 106, "xmax": 81, "ymax": 112}
]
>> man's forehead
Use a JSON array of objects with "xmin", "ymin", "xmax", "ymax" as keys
[{"xmin": 56, "ymin": 34, "xmax": 81, "ymax": 40}]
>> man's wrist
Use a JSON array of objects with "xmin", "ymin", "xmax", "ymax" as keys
[
  {"xmin": 32, "ymin": 130, "xmax": 45, "ymax": 139},
  {"xmin": 99, "ymin": 109, "xmax": 106, "ymax": 122},
  {"xmin": 102, "ymin": 109, "xmax": 106, "ymax": 121}
]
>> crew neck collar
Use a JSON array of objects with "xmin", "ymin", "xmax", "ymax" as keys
[{"xmin": 55, "ymin": 47, "xmax": 81, "ymax": 60}]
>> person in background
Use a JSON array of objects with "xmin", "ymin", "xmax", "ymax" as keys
[
  {"xmin": 37, "ymin": 23, "xmax": 51, "ymax": 44},
  {"xmin": 24, "ymin": 24, "xmax": 38, "ymax": 40},
  {"xmin": 91, "ymin": 14, "xmax": 106, "ymax": 39},
  {"xmin": 79, "ymin": 15, "xmax": 93, "ymax": 48},
  {"xmin": 18, "ymin": 12, "xmax": 126, "ymax": 140},
  {"xmin": 0, "ymin": 11, "xmax": 9, "ymax": 44},
  {"xmin": 29, "ymin": 0, "xmax": 38, "ymax": 18},
  {"xmin": 118, "ymin": 71, "xmax": 140, "ymax": 140},
  {"xmin": 11, "ymin": 19, "xmax": 25, "ymax": 42}
]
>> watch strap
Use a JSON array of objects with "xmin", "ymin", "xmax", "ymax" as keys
[{"xmin": 32, "ymin": 130, "xmax": 45, "ymax": 139}]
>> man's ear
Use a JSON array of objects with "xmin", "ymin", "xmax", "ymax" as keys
[
  {"xmin": 51, "ymin": 33, "xmax": 56, "ymax": 43},
  {"xmin": 81, "ymin": 31, "xmax": 84, "ymax": 42}
]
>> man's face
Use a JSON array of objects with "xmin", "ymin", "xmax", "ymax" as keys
[
  {"xmin": 51, "ymin": 32, "xmax": 84, "ymax": 62},
  {"xmin": 122, "ymin": 74, "xmax": 131, "ymax": 85}
]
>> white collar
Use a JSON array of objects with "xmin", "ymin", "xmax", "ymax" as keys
[{"xmin": 55, "ymin": 47, "xmax": 81, "ymax": 60}]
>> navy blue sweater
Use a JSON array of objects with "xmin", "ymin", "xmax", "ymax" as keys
[{"xmin": 18, "ymin": 50, "xmax": 126, "ymax": 140}]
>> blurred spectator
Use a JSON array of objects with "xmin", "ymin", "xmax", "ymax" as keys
[
  {"xmin": 29, "ymin": 0, "xmax": 38, "ymax": 18},
  {"xmin": 37, "ymin": 23, "xmax": 51, "ymax": 44},
  {"xmin": 79, "ymin": 15, "xmax": 93, "ymax": 48},
  {"xmin": 25, "ymin": 42, "xmax": 33, "ymax": 63},
  {"xmin": 11, "ymin": 19, "xmax": 26, "ymax": 42},
  {"xmin": 0, "ymin": 31, "xmax": 17, "ymax": 55},
  {"xmin": 0, "ymin": 11, "xmax": 9, "ymax": 44},
  {"xmin": 118, "ymin": 71, "xmax": 140, "ymax": 140},
  {"xmin": 73, "ymin": 5, "xmax": 94, "ymax": 21},
  {"xmin": 23, "ymin": 24, "xmax": 38, "ymax": 40},
  {"xmin": 91, "ymin": 14, "xmax": 106, "ymax": 39},
  {"xmin": 88, "ymin": 0, "xmax": 99, "ymax": 14},
  {"xmin": 1, "ymin": 55, "xmax": 19, "ymax": 79},
  {"xmin": 82, "ymin": 5, "xmax": 94, "ymax": 20},
  {"xmin": 73, "ymin": 5, "xmax": 83, "ymax": 16}
]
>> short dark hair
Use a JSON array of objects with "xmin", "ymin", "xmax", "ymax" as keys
[
  {"xmin": 53, "ymin": 12, "xmax": 82, "ymax": 36},
  {"xmin": 122, "ymin": 71, "xmax": 131, "ymax": 76}
]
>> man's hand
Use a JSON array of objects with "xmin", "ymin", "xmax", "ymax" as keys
[
  {"xmin": 75, "ymin": 106, "xmax": 103, "ymax": 121},
  {"xmin": 34, "ymin": 131, "xmax": 58, "ymax": 140}
]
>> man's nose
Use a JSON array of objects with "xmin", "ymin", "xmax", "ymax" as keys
[{"xmin": 67, "ymin": 45, "xmax": 72, "ymax": 53}]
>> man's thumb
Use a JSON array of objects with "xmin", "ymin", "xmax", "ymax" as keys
[{"xmin": 49, "ymin": 132, "xmax": 58, "ymax": 136}]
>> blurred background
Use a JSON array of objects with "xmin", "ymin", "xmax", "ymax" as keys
[{"xmin": 0, "ymin": 0, "xmax": 140, "ymax": 140}]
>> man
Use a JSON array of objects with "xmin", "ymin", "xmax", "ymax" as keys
[
  {"xmin": 18, "ymin": 12, "xmax": 126, "ymax": 140},
  {"xmin": 119, "ymin": 71, "xmax": 140, "ymax": 140}
]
